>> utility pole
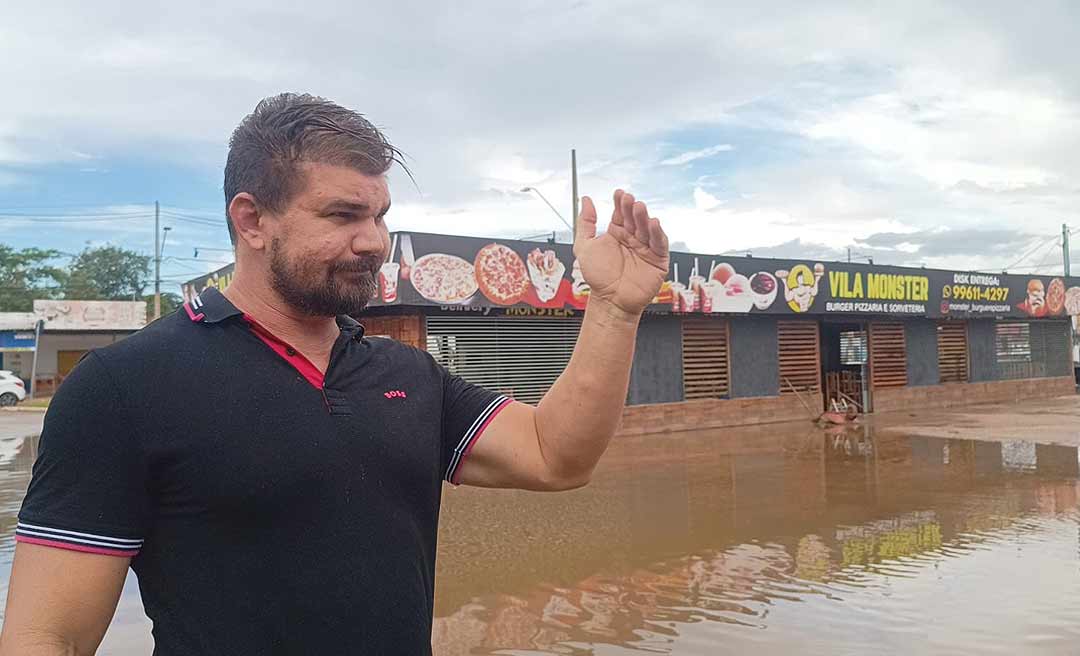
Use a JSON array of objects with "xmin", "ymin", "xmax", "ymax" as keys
[
  {"xmin": 154, "ymin": 201, "xmax": 161, "ymax": 320},
  {"xmin": 1063, "ymin": 223, "xmax": 1071, "ymax": 277},
  {"xmin": 571, "ymin": 149, "xmax": 579, "ymax": 242},
  {"xmin": 28, "ymin": 319, "xmax": 43, "ymax": 401}
]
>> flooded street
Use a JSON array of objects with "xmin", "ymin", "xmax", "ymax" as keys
[{"xmin": 2, "ymin": 414, "xmax": 1080, "ymax": 654}]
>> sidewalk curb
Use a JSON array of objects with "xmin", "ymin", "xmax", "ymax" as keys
[{"xmin": 1, "ymin": 406, "xmax": 48, "ymax": 413}]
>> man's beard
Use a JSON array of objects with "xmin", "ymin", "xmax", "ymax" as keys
[{"xmin": 269, "ymin": 237, "xmax": 382, "ymax": 317}]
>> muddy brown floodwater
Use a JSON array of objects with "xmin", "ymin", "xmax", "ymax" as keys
[{"xmin": 1, "ymin": 415, "xmax": 1079, "ymax": 655}]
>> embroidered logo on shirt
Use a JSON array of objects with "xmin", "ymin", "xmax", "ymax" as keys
[
  {"xmin": 384, "ymin": 390, "xmax": 407, "ymax": 399},
  {"xmin": 183, "ymin": 295, "xmax": 206, "ymax": 322}
]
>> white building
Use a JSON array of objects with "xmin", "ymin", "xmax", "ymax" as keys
[{"xmin": 0, "ymin": 300, "xmax": 146, "ymax": 395}]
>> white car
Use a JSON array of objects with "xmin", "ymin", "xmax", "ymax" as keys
[{"xmin": 0, "ymin": 370, "xmax": 27, "ymax": 407}]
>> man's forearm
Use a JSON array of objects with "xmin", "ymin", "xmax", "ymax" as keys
[
  {"xmin": 534, "ymin": 297, "xmax": 642, "ymax": 484},
  {"xmin": 0, "ymin": 630, "xmax": 82, "ymax": 656}
]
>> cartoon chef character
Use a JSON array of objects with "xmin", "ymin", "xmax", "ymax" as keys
[
  {"xmin": 1019, "ymin": 279, "xmax": 1047, "ymax": 317},
  {"xmin": 775, "ymin": 263, "xmax": 825, "ymax": 313}
]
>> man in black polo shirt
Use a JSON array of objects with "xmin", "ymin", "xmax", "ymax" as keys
[{"xmin": 0, "ymin": 93, "xmax": 670, "ymax": 655}]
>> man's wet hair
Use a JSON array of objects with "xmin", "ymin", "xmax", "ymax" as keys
[{"xmin": 223, "ymin": 92, "xmax": 407, "ymax": 244}]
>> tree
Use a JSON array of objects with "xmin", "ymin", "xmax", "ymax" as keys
[
  {"xmin": 66, "ymin": 245, "xmax": 151, "ymax": 301},
  {"xmin": 141, "ymin": 291, "xmax": 183, "ymax": 318},
  {"xmin": 0, "ymin": 245, "xmax": 65, "ymax": 311}
]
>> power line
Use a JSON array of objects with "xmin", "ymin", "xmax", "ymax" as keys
[
  {"xmin": 160, "ymin": 209, "xmax": 224, "ymax": 219},
  {"xmin": 1029, "ymin": 239, "xmax": 1062, "ymax": 274},
  {"xmin": 0, "ymin": 214, "xmax": 153, "ymax": 223},
  {"xmin": 0, "ymin": 200, "xmax": 153, "ymax": 207},
  {"xmin": 160, "ymin": 212, "xmax": 224, "ymax": 222},
  {"xmin": 1004, "ymin": 236, "xmax": 1059, "ymax": 272},
  {"xmin": 161, "ymin": 215, "xmax": 227, "ymax": 228},
  {"xmin": 161, "ymin": 206, "xmax": 222, "ymax": 217},
  {"xmin": 0, "ymin": 208, "xmax": 152, "ymax": 217}
]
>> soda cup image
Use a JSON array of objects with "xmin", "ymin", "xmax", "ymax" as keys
[
  {"xmin": 670, "ymin": 282, "xmax": 686, "ymax": 312},
  {"xmin": 701, "ymin": 281, "xmax": 723, "ymax": 313},
  {"xmin": 379, "ymin": 262, "xmax": 400, "ymax": 303},
  {"xmin": 679, "ymin": 287, "xmax": 697, "ymax": 313}
]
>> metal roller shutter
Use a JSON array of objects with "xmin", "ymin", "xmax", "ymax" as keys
[
  {"xmin": 995, "ymin": 322, "xmax": 1034, "ymax": 380},
  {"xmin": 869, "ymin": 322, "xmax": 907, "ymax": 388},
  {"xmin": 1042, "ymin": 321, "xmax": 1071, "ymax": 377},
  {"xmin": 681, "ymin": 317, "xmax": 730, "ymax": 400},
  {"xmin": 778, "ymin": 321, "xmax": 821, "ymax": 394},
  {"xmin": 426, "ymin": 315, "xmax": 582, "ymax": 404},
  {"xmin": 937, "ymin": 321, "xmax": 969, "ymax": 383}
]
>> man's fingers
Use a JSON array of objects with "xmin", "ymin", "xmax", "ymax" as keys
[
  {"xmin": 632, "ymin": 201, "xmax": 651, "ymax": 247},
  {"xmin": 610, "ymin": 189, "xmax": 626, "ymax": 227},
  {"xmin": 577, "ymin": 196, "xmax": 598, "ymax": 242},
  {"xmin": 648, "ymin": 217, "xmax": 669, "ymax": 258},
  {"xmin": 620, "ymin": 192, "xmax": 637, "ymax": 236}
]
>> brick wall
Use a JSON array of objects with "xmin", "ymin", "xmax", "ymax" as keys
[
  {"xmin": 618, "ymin": 393, "xmax": 821, "ymax": 436},
  {"xmin": 358, "ymin": 314, "xmax": 426, "ymax": 349},
  {"xmin": 872, "ymin": 376, "xmax": 1075, "ymax": 414}
]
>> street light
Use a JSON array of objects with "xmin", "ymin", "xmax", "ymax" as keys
[
  {"xmin": 520, "ymin": 187, "xmax": 573, "ymax": 233},
  {"xmin": 154, "ymin": 225, "xmax": 172, "ymax": 319},
  {"xmin": 161, "ymin": 226, "xmax": 172, "ymax": 258}
]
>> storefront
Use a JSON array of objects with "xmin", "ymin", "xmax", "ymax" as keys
[
  {"xmin": 185, "ymin": 231, "xmax": 1079, "ymax": 432},
  {"xmin": 0, "ymin": 300, "xmax": 146, "ymax": 395}
]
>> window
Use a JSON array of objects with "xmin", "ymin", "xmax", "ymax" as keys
[
  {"xmin": 869, "ymin": 322, "xmax": 907, "ymax": 388},
  {"xmin": 839, "ymin": 330, "xmax": 868, "ymax": 365},
  {"xmin": 937, "ymin": 321, "xmax": 969, "ymax": 383},
  {"xmin": 778, "ymin": 321, "xmax": 821, "ymax": 394}
]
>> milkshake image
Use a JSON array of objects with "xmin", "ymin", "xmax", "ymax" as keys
[{"xmin": 379, "ymin": 262, "xmax": 400, "ymax": 303}]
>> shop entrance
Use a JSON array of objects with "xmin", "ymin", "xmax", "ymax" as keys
[{"xmin": 820, "ymin": 321, "xmax": 870, "ymax": 412}]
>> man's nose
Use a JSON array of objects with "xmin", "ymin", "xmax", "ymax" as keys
[{"xmin": 351, "ymin": 223, "xmax": 387, "ymax": 257}]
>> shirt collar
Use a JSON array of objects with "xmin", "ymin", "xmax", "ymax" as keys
[
  {"xmin": 184, "ymin": 287, "xmax": 242, "ymax": 324},
  {"xmin": 336, "ymin": 314, "xmax": 365, "ymax": 340},
  {"xmin": 186, "ymin": 287, "xmax": 365, "ymax": 339}
]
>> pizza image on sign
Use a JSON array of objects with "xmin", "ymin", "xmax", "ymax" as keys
[
  {"xmin": 1047, "ymin": 278, "xmax": 1066, "ymax": 315},
  {"xmin": 409, "ymin": 253, "xmax": 478, "ymax": 304},
  {"xmin": 475, "ymin": 243, "xmax": 530, "ymax": 305}
]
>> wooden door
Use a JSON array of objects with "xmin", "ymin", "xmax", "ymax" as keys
[{"xmin": 57, "ymin": 350, "xmax": 87, "ymax": 379}]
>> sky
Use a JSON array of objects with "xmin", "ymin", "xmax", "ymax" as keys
[{"xmin": 2, "ymin": 0, "xmax": 1079, "ymax": 294}]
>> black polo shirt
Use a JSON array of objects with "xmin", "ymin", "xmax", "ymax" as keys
[{"xmin": 17, "ymin": 287, "xmax": 511, "ymax": 655}]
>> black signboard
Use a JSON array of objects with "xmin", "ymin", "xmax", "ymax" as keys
[{"xmin": 183, "ymin": 231, "xmax": 1080, "ymax": 320}]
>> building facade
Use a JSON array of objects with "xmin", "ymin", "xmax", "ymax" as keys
[
  {"xmin": 185, "ymin": 232, "xmax": 1078, "ymax": 433},
  {"xmin": 0, "ymin": 300, "xmax": 146, "ymax": 394}
]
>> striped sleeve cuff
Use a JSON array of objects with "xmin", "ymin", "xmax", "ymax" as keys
[
  {"xmin": 15, "ymin": 522, "xmax": 143, "ymax": 557},
  {"xmin": 444, "ymin": 395, "xmax": 513, "ymax": 485}
]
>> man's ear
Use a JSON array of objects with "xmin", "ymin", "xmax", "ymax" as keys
[{"xmin": 229, "ymin": 192, "xmax": 268, "ymax": 251}]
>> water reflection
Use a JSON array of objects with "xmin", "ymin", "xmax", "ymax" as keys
[
  {"xmin": 0, "ymin": 425, "xmax": 1078, "ymax": 654},
  {"xmin": 434, "ymin": 425, "xmax": 1080, "ymax": 655}
]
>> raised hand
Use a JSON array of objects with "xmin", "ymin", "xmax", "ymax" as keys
[{"xmin": 574, "ymin": 189, "xmax": 670, "ymax": 318}]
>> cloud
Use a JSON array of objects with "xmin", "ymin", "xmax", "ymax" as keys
[
  {"xmin": 693, "ymin": 187, "xmax": 723, "ymax": 211},
  {"xmin": 660, "ymin": 144, "xmax": 735, "ymax": 166},
  {"xmin": 2, "ymin": 1, "xmax": 1080, "ymax": 275},
  {"xmin": 728, "ymin": 226, "xmax": 1046, "ymax": 272}
]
